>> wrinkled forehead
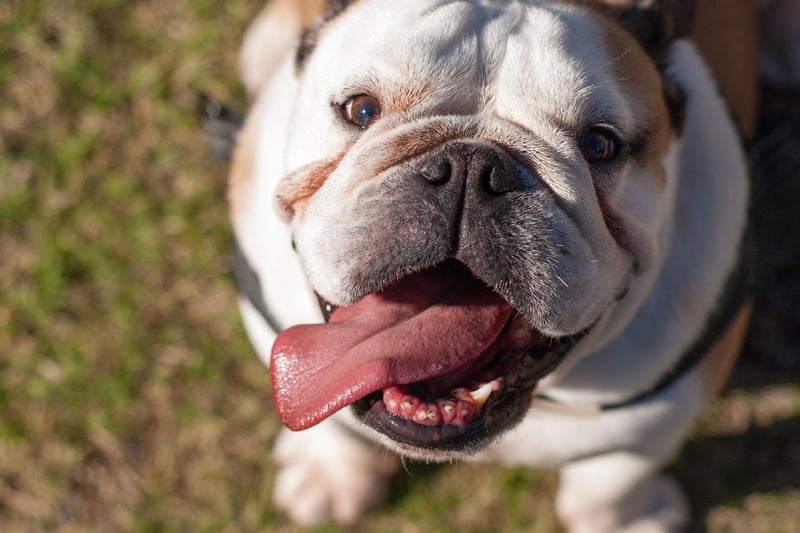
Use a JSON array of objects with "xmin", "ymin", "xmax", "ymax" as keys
[
  {"xmin": 304, "ymin": 0, "xmax": 520, "ymax": 101},
  {"xmin": 496, "ymin": 4, "xmax": 664, "ymax": 132},
  {"xmin": 303, "ymin": 0, "xmax": 656, "ymax": 123}
]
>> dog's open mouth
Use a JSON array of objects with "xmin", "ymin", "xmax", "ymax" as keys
[{"xmin": 270, "ymin": 260, "xmax": 584, "ymax": 451}]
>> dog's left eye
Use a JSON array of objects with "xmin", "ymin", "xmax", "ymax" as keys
[
  {"xmin": 341, "ymin": 94, "xmax": 381, "ymax": 129},
  {"xmin": 579, "ymin": 126, "xmax": 621, "ymax": 163}
]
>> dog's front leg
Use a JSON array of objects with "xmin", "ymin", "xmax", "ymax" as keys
[
  {"xmin": 272, "ymin": 417, "xmax": 399, "ymax": 526},
  {"xmin": 556, "ymin": 452, "xmax": 688, "ymax": 533}
]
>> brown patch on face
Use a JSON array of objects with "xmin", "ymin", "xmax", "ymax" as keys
[
  {"xmin": 591, "ymin": 12, "xmax": 675, "ymax": 190},
  {"xmin": 275, "ymin": 156, "xmax": 345, "ymax": 221},
  {"xmin": 228, "ymin": 96, "xmax": 339, "ymax": 222},
  {"xmin": 574, "ymin": 0, "xmax": 695, "ymax": 64}
]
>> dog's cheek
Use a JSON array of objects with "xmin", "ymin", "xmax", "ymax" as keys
[
  {"xmin": 294, "ymin": 179, "xmax": 455, "ymax": 305},
  {"xmin": 274, "ymin": 155, "xmax": 346, "ymax": 222},
  {"xmin": 458, "ymin": 192, "xmax": 612, "ymax": 335},
  {"xmin": 611, "ymin": 138, "xmax": 683, "ymax": 275}
]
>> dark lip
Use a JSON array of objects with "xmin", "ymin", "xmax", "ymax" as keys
[
  {"xmin": 348, "ymin": 328, "xmax": 587, "ymax": 452},
  {"xmin": 313, "ymin": 262, "xmax": 593, "ymax": 453}
]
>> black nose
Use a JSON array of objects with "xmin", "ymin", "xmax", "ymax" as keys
[{"xmin": 418, "ymin": 141, "xmax": 522, "ymax": 195}]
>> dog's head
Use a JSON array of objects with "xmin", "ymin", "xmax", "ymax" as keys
[{"xmin": 251, "ymin": 0, "xmax": 695, "ymax": 458}]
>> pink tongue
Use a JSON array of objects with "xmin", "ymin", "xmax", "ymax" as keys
[{"xmin": 270, "ymin": 263, "xmax": 513, "ymax": 431}]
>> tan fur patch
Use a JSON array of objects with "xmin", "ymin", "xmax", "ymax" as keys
[
  {"xmin": 299, "ymin": 0, "xmax": 327, "ymax": 27},
  {"xmin": 227, "ymin": 100, "xmax": 262, "ymax": 217},
  {"xmin": 274, "ymin": 156, "xmax": 345, "ymax": 221},
  {"xmin": 699, "ymin": 300, "xmax": 753, "ymax": 401},
  {"xmin": 583, "ymin": 0, "xmax": 758, "ymax": 139},
  {"xmin": 239, "ymin": 0, "xmax": 327, "ymax": 96},
  {"xmin": 591, "ymin": 11, "xmax": 672, "ymax": 187}
]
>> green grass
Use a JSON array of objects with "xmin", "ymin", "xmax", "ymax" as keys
[{"xmin": 1, "ymin": 1, "xmax": 798, "ymax": 531}]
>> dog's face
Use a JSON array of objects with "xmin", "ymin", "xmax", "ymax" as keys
[{"xmin": 263, "ymin": 0, "xmax": 691, "ymax": 458}]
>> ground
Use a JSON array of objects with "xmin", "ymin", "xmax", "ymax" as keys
[{"xmin": 0, "ymin": 1, "xmax": 798, "ymax": 532}]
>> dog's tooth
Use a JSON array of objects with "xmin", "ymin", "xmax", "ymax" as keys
[
  {"xmin": 441, "ymin": 401, "xmax": 457, "ymax": 424},
  {"xmin": 469, "ymin": 382, "xmax": 494, "ymax": 408},
  {"xmin": 400, "ymin": 396, "xmax": 419, "ymax": 417}
]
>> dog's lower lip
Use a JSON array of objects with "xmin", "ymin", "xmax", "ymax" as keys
[{"xmin": 352, "ymin": 324, "xmax": 588, "ymax": 451}]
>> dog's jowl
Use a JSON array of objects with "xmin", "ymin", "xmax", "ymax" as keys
[{"xmin": 229, "ymin": 1, "xmax": 756, "ymax": 530}]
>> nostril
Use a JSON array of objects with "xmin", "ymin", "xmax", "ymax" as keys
[
  {"xmin": 479, "ymin": 165, "xmax": 496, "ymax": 194},
  {"xmin": 420, "ymin": 159, "xmax": 451, "ymax": 186},
  {"xmin": 482, "ymin": 164, "xmax": 517, "ymax": 195}
]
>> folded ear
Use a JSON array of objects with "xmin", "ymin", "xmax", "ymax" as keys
[
  {"xmin": 583, "ymin": 0, "xmax": 696, "ymax": 64},
  {"xmin": 323, "ymin": 0, "xmax": 357, "ymax": 17}
]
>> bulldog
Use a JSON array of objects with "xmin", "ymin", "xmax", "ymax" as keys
[{"xmin": 228, "ymin": 0, "xmax": 756, "ymax": 530}]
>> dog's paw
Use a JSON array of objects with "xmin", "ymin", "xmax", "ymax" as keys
[
  {"xmin": 613, "ymin": 476, "xmax": 689, "ymax": 533},
  {"xmin": 558, "ymin": 454, "xmax": 689, "ymax": 533},
  {"xmin": 272, "ymin": 422, "xmax": 399, "ymax": 526},
  {"xmin": 562, "ymin": 474, "xmax": 688, "ymax": 533}
]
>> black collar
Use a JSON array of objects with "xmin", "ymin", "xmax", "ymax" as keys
[
  {"xmin": 231, "ymin": 236, "xmax": 285, "ymax": 335},
  {"xmin": 595, "ymin": 224, "xmax": 754, "ymax": 411}
]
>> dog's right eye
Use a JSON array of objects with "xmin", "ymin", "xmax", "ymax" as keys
[
  {"xmin": 341, "ymin": 94, "xmax": 381, "ymax": 129},
  {"xmin": 579, "ymin": 126, "xmax": 621, "ymax": 163}
]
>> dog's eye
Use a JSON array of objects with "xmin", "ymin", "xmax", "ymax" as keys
[
  {"xmin": 341, "ymin": 94, "xmax": 381, "ymax": 129},
  {"xmin": 579, "ymin": 126, "xmax": 621, "ymax": 163}
]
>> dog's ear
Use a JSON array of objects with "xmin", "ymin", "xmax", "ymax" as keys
[
  {"xmin": 585, "ymin": 0, "xmax": 696, "ymax": 64},
  {"xmin": 323, "ymin": 0, "xmax": 357, "ymax": 18},
  {"xmin": 583, "ymin": 1, "xmax": 694, "ymax": 132}
]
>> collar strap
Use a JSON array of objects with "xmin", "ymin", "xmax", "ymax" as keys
[
  {"xmin": 231, "ymin": 236, "xmax": 284, "ymax": 334},
  {"xmin": 533, "ymin": 222, "xmax": 754, "ymax": 415}
]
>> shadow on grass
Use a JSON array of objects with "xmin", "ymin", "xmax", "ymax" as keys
[
  {"xmin": 675, "ymin": 361, "xmax": 800, "ymax": 532},
  {"xmin": 679, "ymin": 417, "xmax": 800, "ymax": 532},
  {"xmin": 386, "ymin": 461, "xmax": 447, "ymax": 505}
]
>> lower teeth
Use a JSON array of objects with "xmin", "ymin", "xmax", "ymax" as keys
[{"xmin": 381, "ymin": 379, "xmax": 503, "ymax": 426}]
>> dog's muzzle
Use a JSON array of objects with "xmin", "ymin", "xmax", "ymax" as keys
[{"xmin": 268, "ymin": 137, "xmax": 598, "ymax": 453}]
